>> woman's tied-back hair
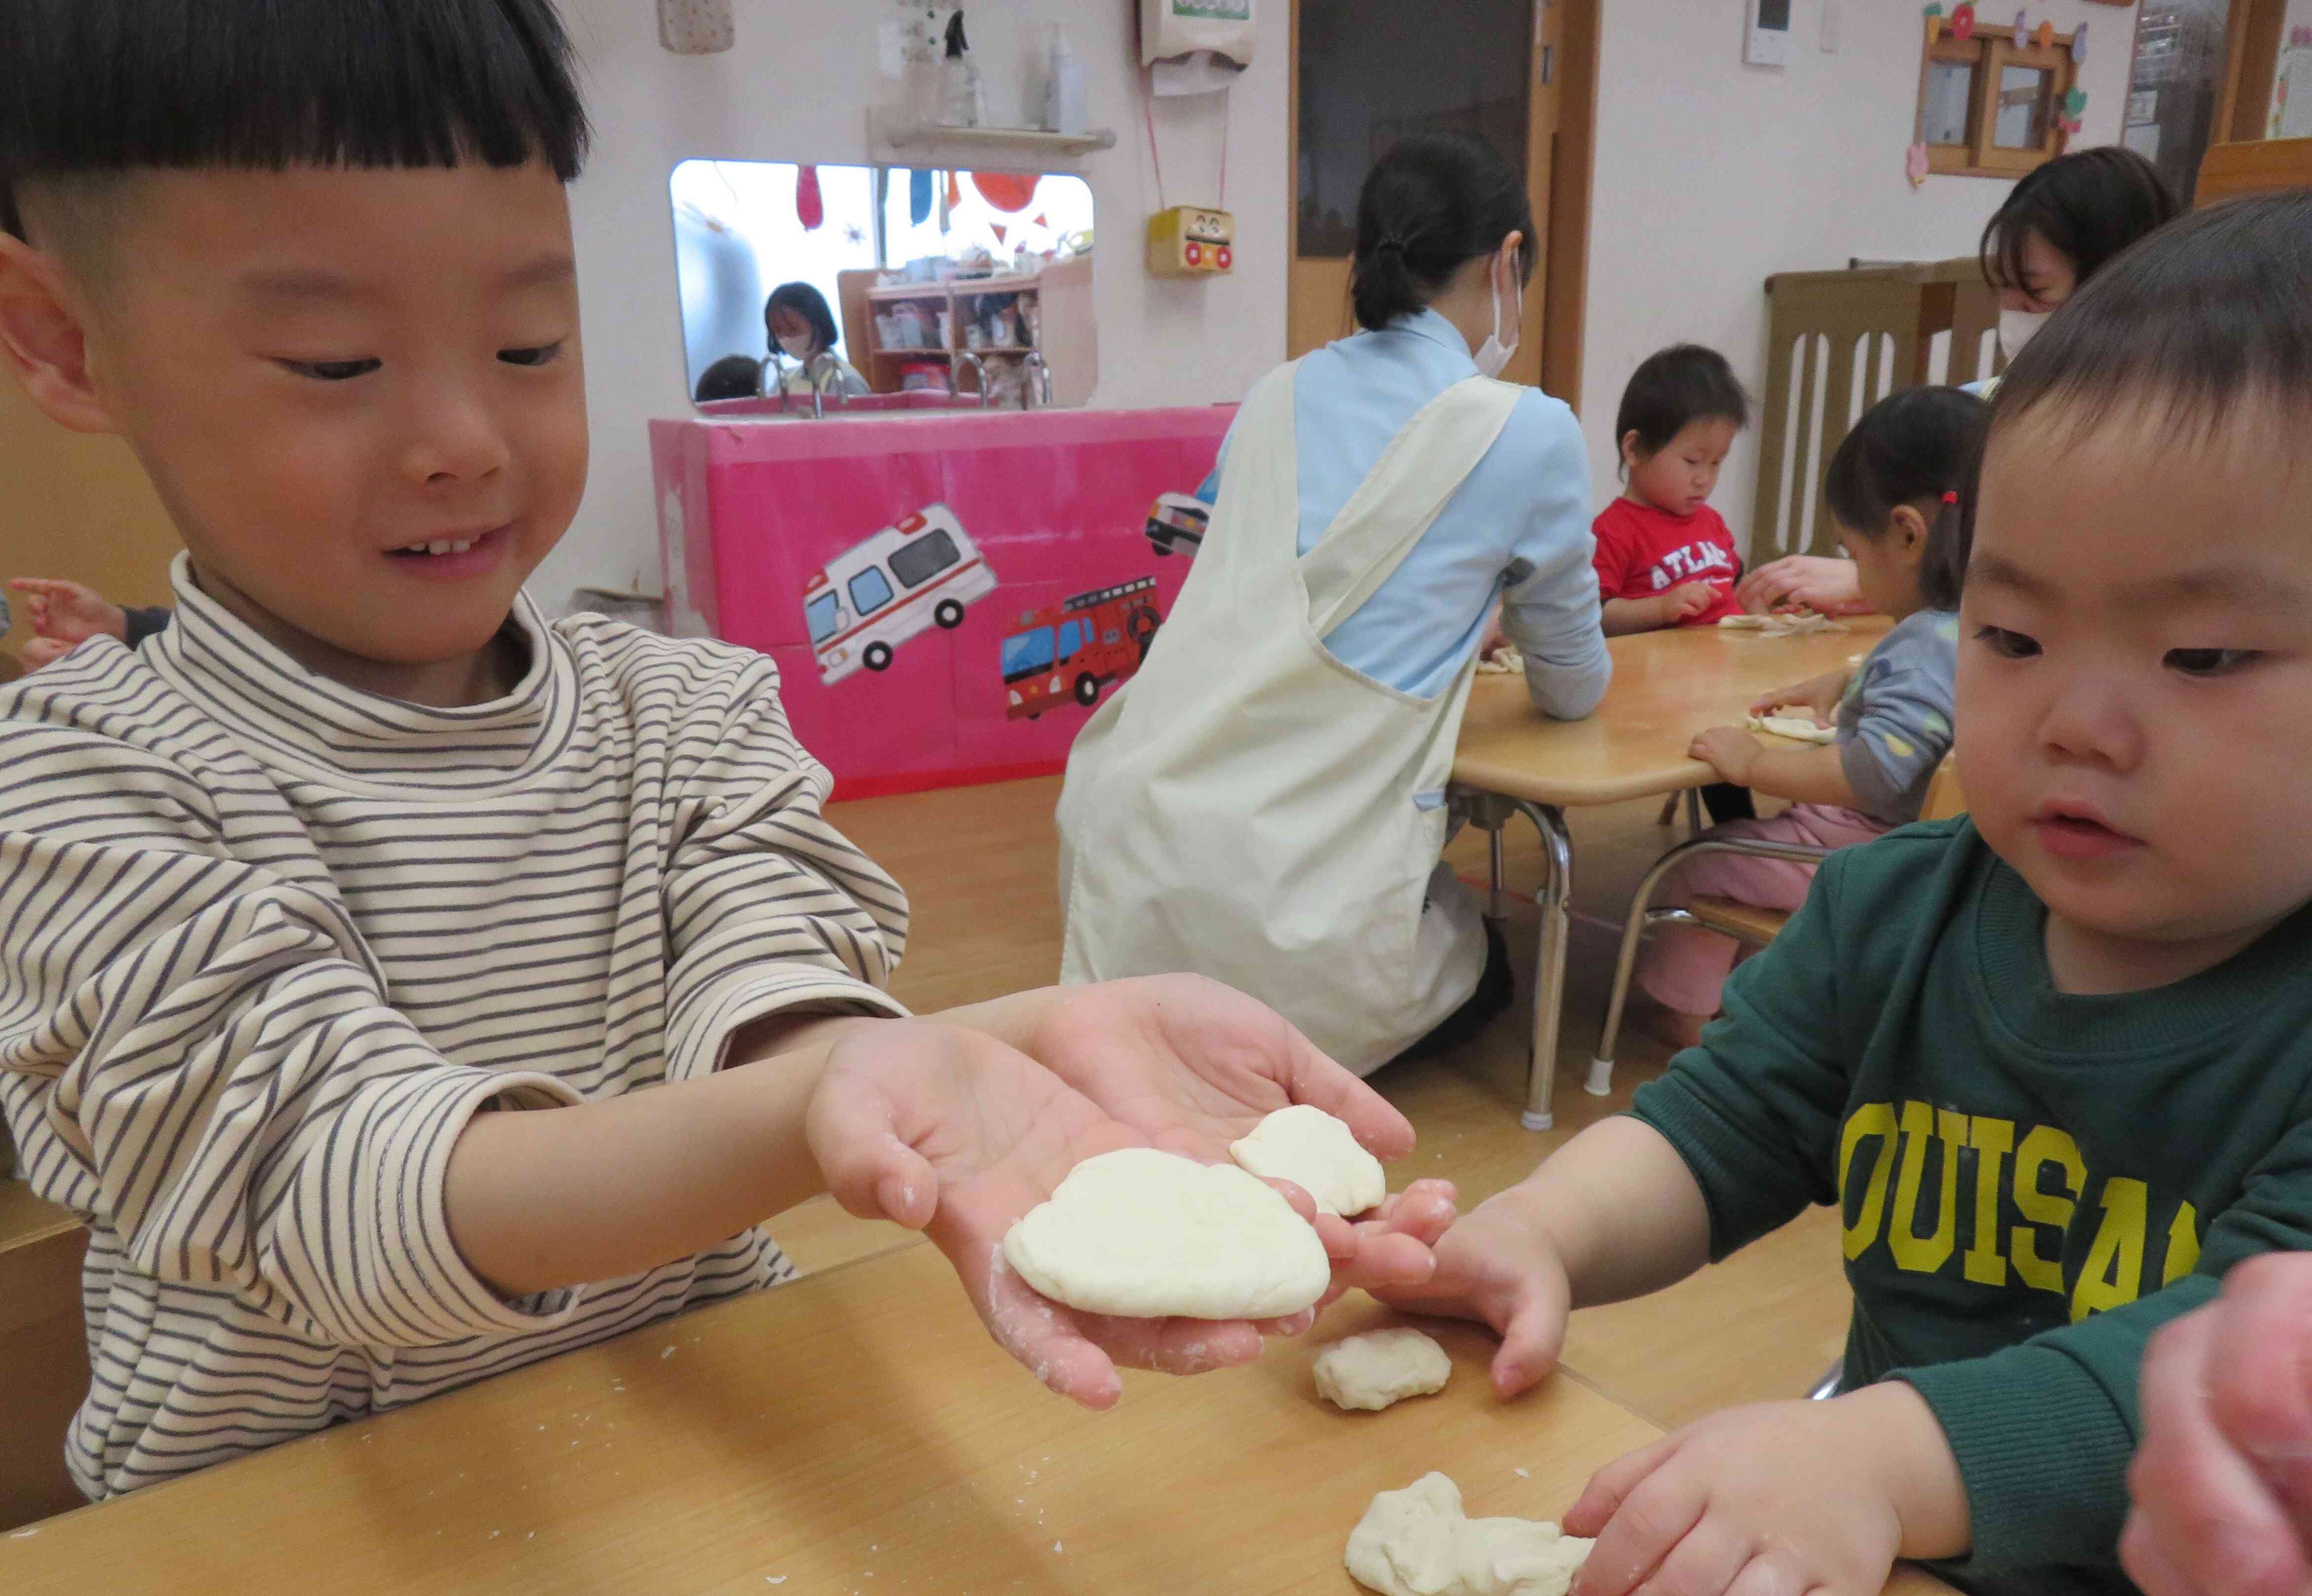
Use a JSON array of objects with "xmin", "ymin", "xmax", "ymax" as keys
[
  {"xmin": 1614, "ymin": 345, "xmax": 1750, "ymax": 467},
  {"xmin": 1979, "ymin": 145, "xmax": 2179, "ymax": 306},
  {"xmin": 1954, "ymin": 191, "xmax": 2312, "ymax": 592},
  {"xmin": 1348, "ymin": 131, "xmax": 1534, "ymax": 334},
  {"xmin": 0, "ymin": 0, "xmax": 592, "ymax": 243},
  {"xmin": 1824, "ymin": 386, "xmax": 1988, "ymax": 613}
]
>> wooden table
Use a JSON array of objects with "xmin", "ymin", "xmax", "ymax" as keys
[
  {"xmin": 1452, "ymin": 619, "xmax": 1889, "ymax": 1130},
  {"xmin": 0, "ymin": 1240, "xmax": 1951, "ymax": 1596}
]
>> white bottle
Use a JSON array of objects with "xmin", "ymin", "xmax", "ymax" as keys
[
  {"xmin": 1045, "ymin": 24, "xmax": 1087, "ymax": 135},
  {"xmin": 938, "ymin": 10, "xmax": 984, "ymax": 128}
]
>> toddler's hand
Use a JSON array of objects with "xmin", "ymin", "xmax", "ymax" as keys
[
  {"xmin": 1750, "ymin": 668, "xmax": 1846, "ymax": 726},
  {"xmin": 1008, "ymin": 974, "xmax": 1443, "ymax": 1294},
  {"xmin": 1735, "ymin": 555, "xmax": 1870, "ymax": 618},
  {"xmin": 1367, "ymin": 1187, "xmax": 1571, "ymax": 1397},
  {"xmin": 20, "ymin": 635, "xmax": 74, "ymax": 669},
  {"xmin": 2123, "ymin": 1254, "xmax": 2312, "ymax": 1596},
  {"xmin": 1663, "ymin": 582, "xmax": 1719, "ymax": 624},
  {"xmin": 806, "ymin": 1018, "xmax": 1298, "ymax": 1410},
  {"xmin": 7, "ymin": 577, "xmax": 128, "ymax": 644},
  {"xmin": 1688, "ymin": 726, "xmax": 1761, "ymax": 784},
  {"xmin": 1566, "ymin": 1394, "xmax": 1926, "ymax": 1596}
]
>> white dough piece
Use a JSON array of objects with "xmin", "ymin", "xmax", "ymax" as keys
[
  {"xmin": 1474, "ymin": 646, "xmax": 1526, "ymax": 675},
  {"xmin": 1313, "ymin": 1328, "xmax": 1451, "ymax": 1411},
  {"xmin": 1229, "ymin": 1105, "xmax": 1387, "ymax": 1217},
  {"xmin": 1718, "ymin": 611, "xmax": 1847, "ymax": 636},
  {"xmin": 1346, "ymin": 1473, "xmax": 1594, "ymax": 1596},
  {"xmin": 1744, "ymin": 711, "xmax": 1838, "ymax": 745},
  {"xmin": 1002, "ymin": 1147, "xmax": 1330, "ymax": 1319}
]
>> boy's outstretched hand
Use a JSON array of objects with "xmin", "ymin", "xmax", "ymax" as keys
[
  {"xmin": 807, "ymin": 1015, "xmax": 1402, "ymax": 1411},
  {"xmin": 973, "ymin": 975, "xmax": 1454, "ymax": 1295},
  {"xmin": 1367, "ymin": 1187, "xmax": 1572, "ymax": 1398},
  {"xmin": 1563, "ymin": 1384, "xmax": 1968, "ymax": 1596},
  {"xmin": 7, "ymin": 576, "xmax": 128, "ymax": 645}
]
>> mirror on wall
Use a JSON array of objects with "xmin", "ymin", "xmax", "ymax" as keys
[{"xmin": 670, "ymin": 159, "xmax": 1096, "ymax": 411}]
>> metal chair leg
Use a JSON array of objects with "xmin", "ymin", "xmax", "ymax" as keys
[
  {"xmin": 1517, "ymin": 801, "xmax": 1573, "ymax": 1132},
  {"xmin": 1808, "ymin": 1359, "xmax": 1844, "ymax": 1401},
  {"xmin": 1655, "ymin": 793, "xmax": 1679, "ymax": 827},
  {"xmin": 1589, "ymin": 834, "xmax": 1834, "ymax": 1098},
  {"xmin": 1684, "ymin": 786, "xmax": 1705, "ymax": 837}
]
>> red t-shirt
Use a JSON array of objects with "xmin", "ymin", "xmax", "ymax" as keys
[{"xmin": 1590, "ymin": 498, "xmax": 1746, "ymax": 627}]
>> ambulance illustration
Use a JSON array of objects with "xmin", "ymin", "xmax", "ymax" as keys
[
  {"xmin": 1000, "ymin": 577, "xmax": 1164, "ymax": 720},
  {"xmin": 804, "ymin": 504, "xmax": 999, "ymax": 685}
]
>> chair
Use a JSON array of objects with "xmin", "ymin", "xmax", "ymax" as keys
[{"xmin": 1586, "ymin": 759, "xmax": 1964, "ymax": 1096}]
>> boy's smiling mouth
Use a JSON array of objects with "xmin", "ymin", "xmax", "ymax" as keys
[
  {"xmin": 383, "ymin": 524, "xmax": 510, "ymax": 577},
  {"xmin": 2030, "ymin": 800, "xmax": 2144, "ymax": 861}
]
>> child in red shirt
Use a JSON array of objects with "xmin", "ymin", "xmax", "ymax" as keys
[{"xmin": 1593, "ymin": 344, "xmax": 1749, "ymax": 634}]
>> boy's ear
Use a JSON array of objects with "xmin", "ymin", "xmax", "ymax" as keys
[
  {"xmin": 1889, "ymin": 503, "xmax": 1930, "ymax": 557},
  {"xmin": 0, "ymin": 233, "xmax": 120, "ymax": 435}
]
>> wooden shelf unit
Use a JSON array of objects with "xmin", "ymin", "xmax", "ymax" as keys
[{"xmin": 837, "ymin": 254, "xmax": 1097, "ymax": 406}]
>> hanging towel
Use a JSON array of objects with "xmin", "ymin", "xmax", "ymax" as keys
[
  {"xmin": 909, "ymin": 167, "xmax": 933, "ymax": 225},
  {"xmin": 796, "ymin": 165, "xmax": 824, "ymax": 230}
]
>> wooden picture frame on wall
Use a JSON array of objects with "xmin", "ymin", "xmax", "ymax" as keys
[{"xmin": 1918, "ymin": 28, "xmax": 2076, "ymax": 178}]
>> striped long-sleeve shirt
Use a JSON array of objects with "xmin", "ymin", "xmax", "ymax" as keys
[{"xmin": 0, "ymin": 561, "xmax": 909, "ymax": 1499}]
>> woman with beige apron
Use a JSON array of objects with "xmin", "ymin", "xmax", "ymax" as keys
[{"xmin": 1057, "ymin": 132, "xmax": 1612, "ymax": 1076}]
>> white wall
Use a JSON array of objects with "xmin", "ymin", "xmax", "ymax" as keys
[
  {"xmin": 1575, "ymin": 0, "xmax": 2135, "ymax": 556},
  {"xmin": 544, "ymin": 0, "xmax": 1288, "ymax": 602}
]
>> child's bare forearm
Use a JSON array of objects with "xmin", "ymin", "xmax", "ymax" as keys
[
  {"xmin": 1743, "ymin": 743, "xmax": 1861, "ymax": 807},
  {"xmin": 1502, "ymin": 1117, "xmax": 1714, "ymax": 1305},
  {"xmin": 1601, "ymin": 596, "xmax": 1669, "ymax": 636},
  {"xmin": 443, "ymin": 1014, "xmax": 877, "ymax": 1295}
]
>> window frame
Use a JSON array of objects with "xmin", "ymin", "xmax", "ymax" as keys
[{"xmin": 1917, "ymin": 28, "xmax": 2077, "ymax": 179}]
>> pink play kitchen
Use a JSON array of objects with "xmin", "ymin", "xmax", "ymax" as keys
[{"xmin": 663, "ymin": 154, "xmax": 1233, "ymax": 797}]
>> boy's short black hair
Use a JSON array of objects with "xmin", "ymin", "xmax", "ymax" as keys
[
  {"xmin": 1616, "ymin": 345, "xmax": 1750, "ymax": 463},
  {"xmin": 1955, "ymin": 191, "xmax": 2312, "ymax": 593},
  {"xmin": 764, "ymin": 282, "xmax": 842, "ymax": 356},
  {"xmin": 694, "ymin": 354, "xmax": 764, "ymax": 403},
  {"xmin": 0, "ymin": 0, "xmax": 591, "ymax": 243}
]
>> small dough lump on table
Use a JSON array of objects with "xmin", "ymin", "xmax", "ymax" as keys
[
  {"xmin": 1229, "ymin": 1104, "xmax": 1387, "ymax": 1217},
  {"xmin": 1001, "ymin": 1147, "xmax": 1330, "ymax": 1319},
  {"xmin": 1313, "ymin": 1327, "xmax": 1451, "ymax": 1411},
  {"xmin": 1347, "ymin": 1472, "xmax": 1593, "ymax": 1596}
]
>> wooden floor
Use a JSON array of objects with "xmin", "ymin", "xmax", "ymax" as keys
[{"xmin": 807, "ymin": 775, "xmax": 1853, "ymax": 1432}]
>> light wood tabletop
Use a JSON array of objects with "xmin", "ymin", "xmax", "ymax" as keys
[
  {"xmin": 1, "ymin": 1240, "xmax": 1952, "ymax": 1596},
  {"xmin": 1453, "ymin": 619, "xmax": 1893, "ymax": 808}
]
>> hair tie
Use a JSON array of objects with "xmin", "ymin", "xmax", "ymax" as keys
[
  {"xmin": 1374, "ymin": 233, "xmax": 1408, "ymax": 255},
  {"xmin": 1941, "ymin": 491, "xmax": 1959, "ymax": 505}
]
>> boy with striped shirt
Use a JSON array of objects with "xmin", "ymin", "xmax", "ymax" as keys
[{"xmin": 0, "ymin": 0, "xmax": 1445, "ymax": 1500}]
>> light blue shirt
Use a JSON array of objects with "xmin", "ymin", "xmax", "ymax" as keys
[{"xmin": 1198, "ymin": 309, "xmax": 1610, "ymax": 718}]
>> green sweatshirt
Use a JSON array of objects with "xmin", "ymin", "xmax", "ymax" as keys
[{"xmin": 1630, "ymin": 817, "xmax": 2312, "ymax": 1596}]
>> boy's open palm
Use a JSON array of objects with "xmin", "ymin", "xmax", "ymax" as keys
[
  {"xmin": 1366, "ymin": 1192, "xmax": 1573, "ymax": 1397},
  {"xmin": 806, "ymin": 1019, "xmax": 1319, "ymax": 1411},
  {"xmin": 1014, "ymin": 974, "xmax": 1452, "ymax": 1292}
]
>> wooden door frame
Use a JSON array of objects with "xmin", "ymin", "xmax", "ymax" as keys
[
  {"xmin": 1285, "ymin": 0, "xmax": 1599, "ymax": 410},
  {"xmin": 2213, "ymin": 0, "xmax": 2288, "ymax": 146}
]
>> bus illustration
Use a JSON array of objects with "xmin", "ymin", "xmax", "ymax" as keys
[
  {"xmin": 804, "ymin": 504, "xmax": 999, "ymax": 685},
  {"xmin": 1000, "ymin": 577, "xmax": 1164, "ymax": 720},
  {"xmin": 1144, "ymin": 491, "xmax": 1210, "ymax": 557}
]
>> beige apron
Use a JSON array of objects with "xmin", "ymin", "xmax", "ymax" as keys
[{"xmin": 1056, "ymin": 361, "xmax": 1521, "ymax": 1075}]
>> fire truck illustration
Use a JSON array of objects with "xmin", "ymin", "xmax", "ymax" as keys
[
  {"xmin": 1144, "ymin": 491, "xmax": 1210, "ymax": 557},
  {"xmin": 804, "ymin": 504, "xmax": 999, "ymax": 686},
  {"xmin": 999, "ymin": 577, "xmax": 1164, "ymax": 720}
]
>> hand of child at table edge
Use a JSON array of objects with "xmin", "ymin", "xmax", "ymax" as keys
[
  {"xmin": 806, "ymin": 1017, "xmax": 1303, "ymax": 1410},
  {"xmin": 1564, "ymin": 1385, "xmax": 1968, "ymax": 1596},
  {"xmin": 1688, "ymin": 726, "xmax": 1762, "ymax": 785},
  {"xmin": 1366, "ymin": 1188, "xmax": 1572, "ymax": 1397},
  {"xmin": 1750, "ymin": 669, "xmax": 1845, "ymax": 726},
  {"xmin": 1001, "ymin": 974, "xmax": 1450, "ymax": 1293}
]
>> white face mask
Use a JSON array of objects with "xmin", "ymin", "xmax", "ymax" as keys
[
  {"xmin": 778, "ymin": 334, "xmax": 817, "ymax": 361},
  {"xmin": 1998, "ymin": 307, "xmax": 2050, "ymax": 363},
  {"xmin": 1472, "ymin": 248, "xmax": 1522, "ymax": 379}
]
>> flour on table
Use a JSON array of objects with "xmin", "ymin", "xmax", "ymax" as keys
[
  {"xmin": 1719, "ymin": 611, "xmax": 1848, "ymax": 636},
  {"xmin": 1346, "ymin": 1473, "xmax": 1593, "ymax": 1596},
  {"xmin": 1313, "ymin": 1328, "xmax": 1450, "ymax": 1411},
  {"xmin": 1003, "ymin": 1147, "xmax": 1330, "ymax": 1318},
  {"xmin": 1745, "ymin": 710, "xmax": 1838, "ymax": 745},
  {"xmin": 1475, "ymin": 647, "xmax": 1525, "ymax": 675},
  {"xmin": 1230, "ymin": 1105, "xmax": 1387, "ymax": 1217}
]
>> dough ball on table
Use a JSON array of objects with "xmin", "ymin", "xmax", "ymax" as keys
[
  {"xmin": 1346, "ymin": 1472, "xmax": 1593, "ymax": 1596},
  {"xmin": 1228, "ymin": 1104, "xmax": 1387, "ymax": 1217},
  {"xmin": 1314, "ymin": 1328, "xmax": 1451, "ymax": 1411},
  {"xmin": 1002, "ymin": 1147, "xmax": 1330, "ymax": 1319}
]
